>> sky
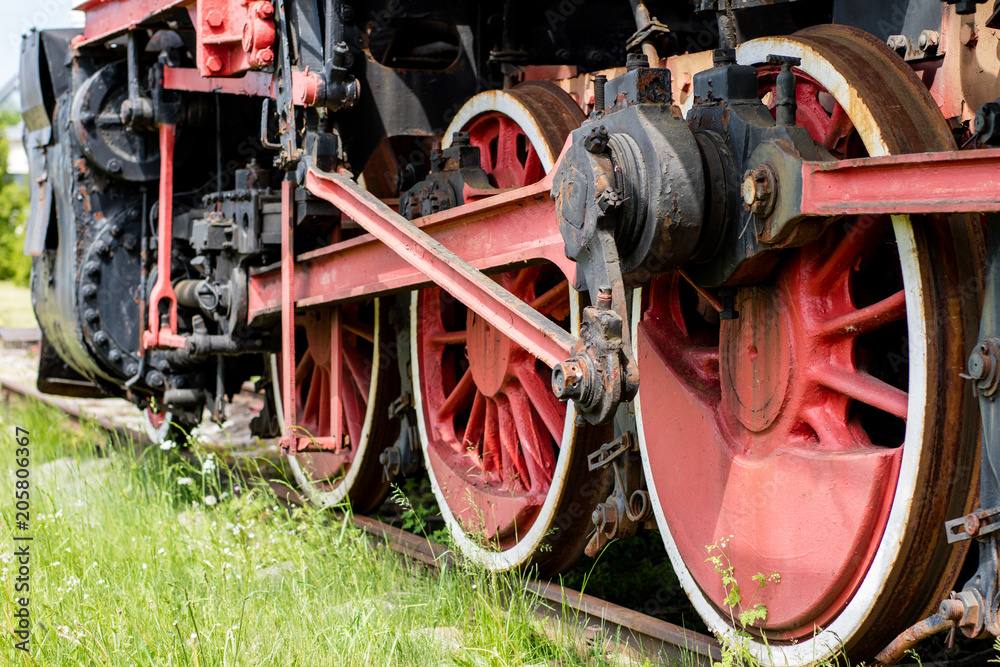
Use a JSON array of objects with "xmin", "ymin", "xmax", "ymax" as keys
[{"xmin": 1, "ymin": 0, "xmax": 83, "ymax": 95}]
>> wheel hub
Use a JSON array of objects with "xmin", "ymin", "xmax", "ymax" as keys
[
  {"xmin": 466, "ymin": 310, "xmax": 515, "ymax": 397},
  {"xmin": 721, "ymin": 288, "xmax": 791, "ymax": 434}
]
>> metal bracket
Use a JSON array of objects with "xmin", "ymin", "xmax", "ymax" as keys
[
  {"xmin": 946, "ymin": 506, "xmax": 1000, "ymax": 543},
  {"xmin": 584, "ymin": 432, "xmax": 651, "ymax": 557},
  {"xmin": 587, "ymin": 432, "xmax": 634, "ymax": 471}
]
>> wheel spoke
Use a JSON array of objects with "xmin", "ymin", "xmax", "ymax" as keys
[
  {"xmin": 462, "ymin": 391, "xmax": 487, "ymax": 456},
  {"xmin": 507, "ymin": 266, "xmax": 542, "ymax": 299},
  {"xmin": 496, "ymin": 396, "xmax": 530, "ymax": 491},
  {"xmin": 429, "ymin": 330, "xmax": 467, "ymax": 346},
  {"xmin": 342, "ymin": 318, "xmax": 375, "ymax": 343},
  {"xmin": 341, "ymin": 374, "xmax": 362, "ymax": 448},
  {"xmin": 529, "ymin": 280, "xmax": 570, "ymax": 319},
  {"xmin": 481, "ymin": 398, "xmax": 501, "ymax": 480},
  {"xmin": 507, "ymin": 386, "xmax": 555, "ymax": 492},
  {"xmin": 821, "ymin": 103, "xmax": 855, "ymax": 156},
  {"xmin": 436, "ymin": 368, "xmax": 476, "ymax": 421},
  {"xmin": 801, "ymin": 405, "xmax": 866, "ymax": 451},
  {"xmin": 302, "ymin": 366, "xmax": 324, "ymax": 432},
  {"xmin": 815, "ymin": 290, "xmax": 906, "ymax": 338},
  {"xmin": 295, "ymin": 352, "xmax": 314, "ymax": 386},
  {"xmin": 523, "ymin": 145, "xmax": 544, "ymax": 184},
  {"xmin": 495, "ymin": 118, "xmax": 525, "ymax": 184},
  {"xmin": 812, "ymin": 366, "xmax": 908, "ymax": 420},
  {"xmin": 513, "ymin": 361, "xmax": 565, "ymax": 441},
  {"xmin": 814, "ymin": 216, "xmax": 889, "ymax": 288},
  {"xmin": 341, "ymin": 345, "xmax": 371, "ymax": 400}
]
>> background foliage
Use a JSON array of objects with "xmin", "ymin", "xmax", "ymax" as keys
[{"xmin": 0, "ymin": 110, "xmax": 30, "ymax": 286}]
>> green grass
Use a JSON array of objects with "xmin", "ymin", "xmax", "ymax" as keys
[
  {"xmin": 0, "ymin": 281, "xmax": 34, "ymax": 329},
  {"xmin": 0, "ymin": 398, "xmax": 688, "ymax": 666}
]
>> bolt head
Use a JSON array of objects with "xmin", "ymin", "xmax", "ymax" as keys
[
  {"xmin": 741, "ymin": 165, "xmax": 776, "ymax": 216},
  {"xmin": 205, "ymin": 10, "xmax": 223, "ymax": 27},
  {"xmin": 918, "ymin": 30, "xmax": 939, "ymax": 51},
  {"xmin": 969, "ymin": 350, "xmax": 990, "ymax": 379},
  {"xmin": 109, "ymin": 349, "xmax": 121, "ymax": 362},
  {"xmin": 256, "ymin": 48, "xmax": 274, "ymax": 66},
  {"xmin": 206, "ymin": 56, "xmax": 223, "ymax": 73},
  {"xmin": 965, "ymin": 512, "xmax": 982, "ymax": 538},
  {"xmin": 960, "ymin": 23, "xmax": 978, "ymax": 47},
  {"xmin": 107, "ymin": 159, "xmax": 122, "ymax": 174},
  {"xmin": 887, "ymin": 35, "xmax": 907, "ymax": 54},
  {"xmin": 82, "ymin": 284, "xmax": 97, "ymax": 299},
  {"xmin": 85, "ymin": 308, "xmax": 100, "ymax": 324},
  {"xmin": 84, "ymin": 261, "xmax": 100, "ymax": 277},
  {"xmin": 94, "ymin": 331, "xmax": 109, "ymax": 346}
]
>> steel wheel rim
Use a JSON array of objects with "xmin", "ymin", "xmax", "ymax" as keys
[
  {"xmin": 634, "ymin": 26, "xmax": 981, "ymax": 663},
  {"xmin": 413, "ymin": 84, "xmax": 604, "ymax": 571},
  {"xmin": 272, "ymin": 300, "xmax": 391, "ymax": 510}
]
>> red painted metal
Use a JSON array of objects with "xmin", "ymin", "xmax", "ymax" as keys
[
  {"xmin": 142, "ymin": 124, "xmax": 186, "ymax": 350},
  {"xmin": 416, "ymin": 110, "xmax": 570, "ymax": 546},
  {"xmin": 280, "ymin": 177, "xmax": 296, "ymax": 451},
  {"xmin": 75, "ymin": 0, "xmax": 191, "ymax": 46},
  {"xmin": 196, "ymin": 0, "xmax": 275, "ymax": 77},
  {"xmin": 247, "ymin": 180, "xmax": 573, "ymax": 318},
  {"xmin": 301, "ymin": 167, "xmax": 576, "ymax": 369},
  {"xmin": 799, "ymin": 147, "xmax": 1000, "ymax": 216},
  {"xmin": 276, "ymin": 305, "xmax": 373, "ymax": 459},
  {"xmin": 162, "ymin": 66, "xmax": 322, "ymax": 105},
  {"xmin": 638, "ymin": 72, "xmax": 912, "ymax": 640},
  {"xmin": 329, "ymin": 305, "xmax": 344, "ymax": 450},
  {"xmin": 418, "ymin": 269, "xmax": 569, "ymax": 542}
]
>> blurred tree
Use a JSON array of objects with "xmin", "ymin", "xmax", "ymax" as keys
[{"xmin": 0, "ymin": 109, "xmax": 30, "ymax": 285}]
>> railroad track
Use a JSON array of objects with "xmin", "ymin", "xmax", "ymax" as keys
[{"xmin": 0, "ymin": 371, "xmax": 721, "ymax": 666}]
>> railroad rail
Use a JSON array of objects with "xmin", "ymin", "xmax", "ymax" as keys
[{"xmin": 0, "ymin": 372, "xmax": 721, "ymax": 666}]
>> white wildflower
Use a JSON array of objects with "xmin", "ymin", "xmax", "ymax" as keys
[
  {"xmin": 203, "ymin": 495, "xmax": 217, "ymax": 507},
  {"xmin": 159, "ymin": 439, "xmax": 177, "ymax": 451},
  {"xmin": 177, "ymin": 477, "xmax": 194, "ymax": 486}
]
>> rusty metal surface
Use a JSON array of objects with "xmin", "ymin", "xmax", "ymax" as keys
[{"xmin": 875, "ymin": 600, "xmax": 965, "ymax": 665}]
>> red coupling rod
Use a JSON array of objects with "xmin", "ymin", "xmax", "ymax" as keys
[{"xmin": 801, "ymin": 148, "xmax": 1000, "ymax": 216}]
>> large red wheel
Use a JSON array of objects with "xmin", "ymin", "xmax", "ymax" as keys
[
  {"xmin": 272, "ymin": 299, "xmax": 399, "ymax": 513},
  {"xmin": 636, "ymin": 27, "xmax": 983, "ymax": 663},
  {"xmin": 412, "ymin": 83, "xmax": 612, "ymax": 572}
]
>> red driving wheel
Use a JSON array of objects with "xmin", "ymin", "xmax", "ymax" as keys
[
  {"xmin": 636, "ymin": 27, "xmax": 982, "ymax": 664},
  {"xmin": 273, "ymin": 299, "xmax": 398, "ymax": 513},
  {"xmin": 413, "ymin": 83, "xmax": 611, "ymax": 572}
]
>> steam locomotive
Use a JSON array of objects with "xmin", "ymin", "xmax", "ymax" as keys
[{"xmin": 20, "ymin": 0, "xmax": 1000, "ymax": 662}]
